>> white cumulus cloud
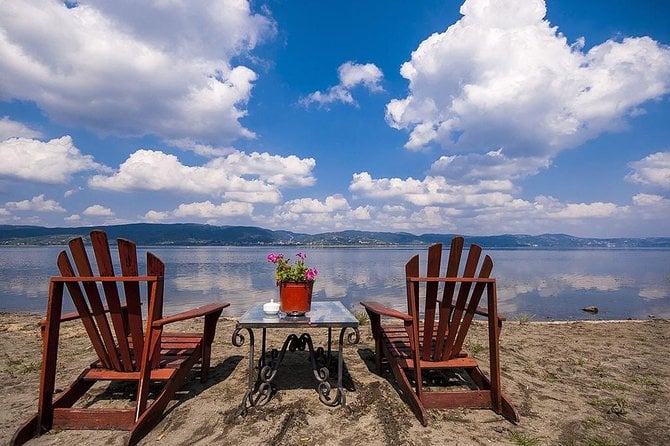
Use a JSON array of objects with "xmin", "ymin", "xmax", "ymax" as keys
[
  {"xmin": 89, "ymin": 149, "xmax": 315, "ymax": 203},
  {"xmin": 631, "ymin": 193, "xmax": 670, "ymax": 219},
  {"xmin": 547, "ymin": 202, "xmax": 621, "ymax": 219},
  {"xmin": 386, "ymin": 0, "xmax": 670, "ymax": 167},
  {"xmin": 338, "ymin": 62, "xmax": 384, "ymax": 91},
  {"xmin": 349, "ymin": 171, "xmax": 515, "ymax": 207},
  {"xmin": 344, "ymin": 171, "xmax": 645, "ymax": 234},
  {"xmin": 207, "ymin": 151, "xmax": 316, "ymax": 187},
  {"xmin": 83, "ymin": 205, "xmax": 114, "ymax": 217},
  {"xmin": 167, "ymin": 138, "xmax": 237, "ymax": 158},
  {"xmin": 0, "ymin": 117, "xmax": 42, "ymax": 140},
  {"xmin": 531, "ymin": 195, "xmax": 625, "ymax": 219},
  {"xmin": 625, "ymin": 151, "xmax": 670, "ymax": 190},
  {"xmin": 144, "ymin": 210, "xmax": 169, "ymax": 222},
  {"xmin": 430, "ymin": 149, "xmax": 551, "ymax": 182},
  {"xmin": 5, "ymin": 194, "xmax": 65, "ymax": 212},
  {"xmin": 173, "ymin": 201, "xmax": 254, "ymax": 218},
  {"xmin": 144, "ymin": 200, "xmax": 253, "ymax": 222},
  {"xmin": 266, "ymin": 195, "xmax": 372, "ymax": 231},
  {"xmin": 301, "ymin": 62, "xmax": 384, "ymax": 107},
  {"xmin": 0, "ymin": 136, "xmax": 106, "ymax": 183},
  {"xmin": 276, "ymin": 196, "xmax": 350, "ymax": 214},
  {"xmin": 0, "ymin": 0, "xmax": 275, "ymax": 145}
]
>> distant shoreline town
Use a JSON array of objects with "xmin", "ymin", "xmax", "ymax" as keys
[{"xmin": 1, "ymin": 223, "xmax": 669, "ymax": 248}]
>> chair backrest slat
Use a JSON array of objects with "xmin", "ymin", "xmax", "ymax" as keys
[
  {"xmin": 90, "ymin": 230, "xmax": 134, "ymax": 372},
  {"xmin": 421, "ymin": 244, "xmax": 442, "ymax": 361},
  {"xmin": 146, "ymin": 252, "xmax": 165, "ymax": 368},
  {"xmin": 405, "ymin": 255, "xmax": 420, "ymax": 354},
  {"xmin": 67, "ymin": 237, "xmax": 124, "ymax": 371},
  {"xmin": 441, "ymin": 244, "xmax": 481, "ymax": 360},
  {"xmin": 56, "ymin": 250, "xmax": 113, "ymax": 369},
  {"xmin": 434, "ymin": 237, "xmax": 464, "ymax": 359},
  {"xmin": 118, "ymin": 238, "xmax": 145, "ymax": 366},
  {"xmin": 146, "ymin": 253, "xmax": 165, "ymax": 320},
  {"xmin": 405, "ymin": 255, "xmax": 420, "ymax": 319},
  {"xmin": 450, "ymin": 255, "xmax": 493, "ymax": 358}
]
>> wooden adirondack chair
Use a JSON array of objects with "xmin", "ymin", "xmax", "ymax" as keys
[
  {"xmin": 12, "ymin": 230, "xmax": 229, "ymax": 446},
  {"xmin": 361, "ymin": 237, "xmax": 519, "ymax": 425}
]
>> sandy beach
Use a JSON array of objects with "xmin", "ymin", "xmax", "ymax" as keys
[{"xmin": 1, "ymin": 313, "xmax": 668, "ymax": 445}]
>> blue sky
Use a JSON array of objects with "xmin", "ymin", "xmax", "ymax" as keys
[{"xmin": 1, "ymin": 0, "xmax": 669, "ymax": 237}]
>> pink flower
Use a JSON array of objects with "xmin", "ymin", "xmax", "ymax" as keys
[
  {"xmin": 267, "ymin": 253, "xmax": 284, "ymax": 264},
  {"xmin": 268, "ymin": 252, "xmax": 316, "ymax": 282}
]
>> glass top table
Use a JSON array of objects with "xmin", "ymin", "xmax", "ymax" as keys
[
  {"xmin": 233, "ymin": 301, "xmax": 360, "ymax": 413},
  {"xmin": 238, "ymin": 301, "xmax": 359, "ymax": 327}
]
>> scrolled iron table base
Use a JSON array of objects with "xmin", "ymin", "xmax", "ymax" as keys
[{"xmin": 232, "ymin": 302, "xmax": 360, "ymax": 415}]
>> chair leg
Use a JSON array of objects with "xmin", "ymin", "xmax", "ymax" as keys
[
  {"xmin": 10, "ymin": 415, "xmax": 40, "ymax": 446},
  {"xmin": 375, "ymin": 340, "xmax": 383, "ymax": 374},
  {"xmin": 500, "ymin": 393, "xmax": 520, "ymax": 423},
  {"xmin": 201, "ymin": 309, "xmax": 223, "ymax": 383},
  {"xmin": 129, "ymin": 351, "xmax": 202, "ymax": 445},
  {"xmin": 11, "ymin": 373, "xmax": 94, "ymax": 445},
  {"xmin": 392, "ymin": 364, "xmax": 427, "ymax": 426},
  {"xmin": 465, "ymin": 366, "xmax": 519, "ymax": 423},
  {"xmin": 381, "ymin": 345, "xmax": 428, "ymax": 426}
]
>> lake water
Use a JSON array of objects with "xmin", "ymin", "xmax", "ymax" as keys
[{"xmin": 1, "ymin": 246, "xmax": 669, "ymax": 321}]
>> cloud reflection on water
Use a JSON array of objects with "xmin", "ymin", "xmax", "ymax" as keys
[{"xmin": 1, "ymin": 246, "xmax": 668, "ymax": 319}]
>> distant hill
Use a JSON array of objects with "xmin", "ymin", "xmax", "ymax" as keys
[{"xmin": 0, "ymin": 223, "xmax": 669, "ymax": 248}]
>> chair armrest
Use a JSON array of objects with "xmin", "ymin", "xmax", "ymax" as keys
[
  {"xmin": 38, "ymin": 311, "xmax": 82, "ymax": 328},
  {"xmin": 361, "ymin": 301, "xmax": 412, "ymax": 322},
  {"xmin": 152, "ymin": 303, "xmax": 229, "ymax": 328},
  {"xmin": 473, "ymin": 306, "xmax": 506, "ymax": 321}
]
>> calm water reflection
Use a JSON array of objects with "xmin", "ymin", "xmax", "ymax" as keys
[{"xmin": 1, "ymin": 246, "xmax": 668, "ymax": 320}]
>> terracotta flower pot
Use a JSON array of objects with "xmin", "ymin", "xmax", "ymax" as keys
[{"xmin": 278, "ymin": 281, "xmax": 313, "ymax": 315}]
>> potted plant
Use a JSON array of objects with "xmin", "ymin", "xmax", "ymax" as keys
[{"xmin": 267, "ymin": 252, "xmax": 318, "ymax": 316}]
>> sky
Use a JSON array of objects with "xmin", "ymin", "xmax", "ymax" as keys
[{"xmin": 1, "ymin": 0, "xmax": 669, "ymax": 237}]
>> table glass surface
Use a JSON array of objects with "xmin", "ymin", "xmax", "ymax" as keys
[{"xmin": 237, "ymin": 301, "xmax": 358, "ymax": 328}]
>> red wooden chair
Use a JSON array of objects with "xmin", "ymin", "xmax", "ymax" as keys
[
  {"xmin": 361, "ymin": 237, "xmax": 518, "ymax": 425},
  {"xmin": 12, "ymin": 230, "xmax": 229, "ymax": 445}
]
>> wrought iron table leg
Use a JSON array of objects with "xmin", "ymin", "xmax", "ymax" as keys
[
  {"xmin": 318, "ymin": 326, "xmax": 360, "ymax": 406},
  {"xmin": 232, "ymin": 326, "xmax": 255, "ymax": 415},
  {"xmin": 261, "ymin": 327, "xmax": 267, "ymax": 368},
  {"xmin": 327, "ymin": 327, "xmax": 332, "ymax": 363}
]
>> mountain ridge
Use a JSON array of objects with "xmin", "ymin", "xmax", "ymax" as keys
[{"xmin": 1, "ymin": 223, "xmax": 669, "ymax": 248}]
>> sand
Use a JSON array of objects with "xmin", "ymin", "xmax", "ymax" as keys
[{"xmin": 1, "ymin": 312, "xmax": 668, "ymax": 446}]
